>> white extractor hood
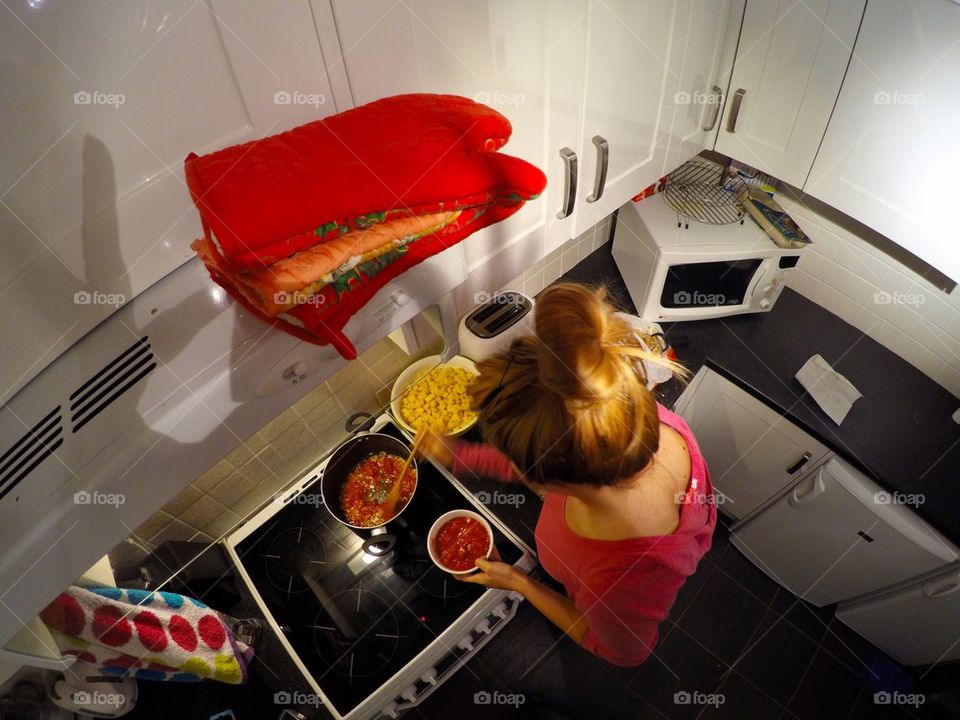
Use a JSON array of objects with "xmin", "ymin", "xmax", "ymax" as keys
[{"xmin": 0, "ymin": 246, "xmax": 464, "ymax": 651}]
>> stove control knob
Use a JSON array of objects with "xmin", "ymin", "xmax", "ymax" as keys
[
  {"xmin": 475, "ymin": 619, "xmax": 492, "ymax": 635},
  {"xmin": 420, "ymin": 668, "xmax": 438, "ymax": 686},
  {"xmin": 491, "ymin": 602, "xmax": 508, "ymax": 619},
  {"xmin": 383, "ymin": 702, "xmax": 400, "ymax": 718},
  {"xmin": 508, "ymin": 591, "xmax": 524, "ymax": 603},
  {"xmin": 759, "ymin": 298, "xmax": 771, "ymax": 310},
  {"xmin": 761, "ymin": 284, "xmax": 773, "ymax": 295},
  {"xmin": 401, "ymin": 686, "xmax": 418, "ymax": 703},
  {"xmin": 457, "ymin": 635, "xmax": 475, "ymax": 652}
]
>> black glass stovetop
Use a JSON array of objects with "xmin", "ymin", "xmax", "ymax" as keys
[{"xmin": 235, "ymin": 422, "xmax": 523, "ymax": 717}]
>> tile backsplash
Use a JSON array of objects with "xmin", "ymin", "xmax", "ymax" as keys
[
  {"xmin": 778, "ymin": 194, "xmax": 960, "ymax": 399},
  {"xmin": 109, "ymin": 215, "xmax": 614, "ymax": 575}
]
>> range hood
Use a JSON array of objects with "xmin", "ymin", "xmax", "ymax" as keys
[{"xmin": 0, "ymin": 247, "xmax": 464, "ymax": 651}]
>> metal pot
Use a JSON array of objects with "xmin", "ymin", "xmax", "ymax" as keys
[{"xmin": 320, "ymin": 431, "xmax": 417, "ymax": 556}]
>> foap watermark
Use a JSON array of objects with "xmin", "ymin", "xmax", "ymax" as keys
[
  {"xmin": 74, "ymin": 490, "xmax": 125, "ymax": 508},
  {"xmin": 874, "ymin": 490, "xmax": 925, "ymax": 508},
  {"xmin": 476, "ymin": 490, "xmax": 526, "ymax": 508},
  {"xmin": 473, "ymin": 90, "xmax": 526, "ymax": 107},
  {"xmin": 274, "ymin": 291, "xmax": 325, "ymax": 308},
  {"xmin": 274, "ymin": 690, "xmax": 322, "ymax": 707},
  {"xmin": 673, "ymin": 290, "xmax": 725, "ymax": 306},
  {"xmin": 472, "ymin": 291, "xmax": 526, "ymax": 306},
  {"xmin": 675, "ymin": 491, "xmax": 727, "ymax": 507},
  {"xmin": 73, "ymin": 90, "xmax": 125, "ymax": 108},
  {"xmin": 73, "ymin": 691, "xmax": 127, "ymax": 707},
  {"xmin": 674, "ymin": 690, "xmax": 725, "ymax": 708},
  {"xmin": 273, "ymin": 90, "xmax": 326, "ymax": 108},
  {"xmin": 474, "ymin": 690, "xmax": 525, "ymax": 708},
  {"xmin": 74, "ymin": 290, "xmax": 125, "ymax": 307},
  {"xmin": 873, "ymin": 290, "xmax": 925, "ymax": 308},
  {"xmin": 674, "ymin": 90, "xmax": 722, "ymax": 106},
  {"xmin": 272, "ymin": 491, "xmax": 322, "ymax": 508},
  {"xmin": 873, "ymin": 90, "xmax": 924, "ymax": 107},
  {"xmin": 874, "ymin": 691, "xmax": 925, "ymax": 708}
]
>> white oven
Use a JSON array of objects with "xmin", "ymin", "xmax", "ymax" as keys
[{"xmin": 612, "ymin": 194, "xmax": 803, "ymax": 322}]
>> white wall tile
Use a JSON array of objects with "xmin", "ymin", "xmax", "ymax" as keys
[{"xmin": 834, "ymin": 243, "xmax": 889, "ymax": 287}]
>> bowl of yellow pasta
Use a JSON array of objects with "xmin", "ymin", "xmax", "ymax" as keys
[{"xmin": 390, "ymin": 355, "xmax": 480, "ymax": 436}]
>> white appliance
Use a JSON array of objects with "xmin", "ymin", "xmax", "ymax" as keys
[
  {"xmin": 611, "ymin": 195, "xmax": 802, "ymax": 322},
  {"xmin": 731, "ymin": 457, "xmax": 959, "ymax": 606},
  {"xmin": 837, "ymin": 563, "xmax": 960, "ymax": 667},
  {"xmin": 457, "ymin": 291, "xmax": 535, "ymax": 361}
]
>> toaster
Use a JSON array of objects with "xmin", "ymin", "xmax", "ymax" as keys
[{"xmin": 457, "ymin": 291, "xmax": 535, "ymax": 361}]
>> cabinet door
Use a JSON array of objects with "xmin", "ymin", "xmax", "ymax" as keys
[
  {"xmin": 571, "ymin": 0, "xmax": 686, "ymax": 235},
  {"xmin": 0, "ymin": 0, "xmax": 338, "ymax": 404},
  {"xmin": 714, "ymin": 0, "xmax": 866, "ymax": 188},
  {"xmin": 662, "ymin": 0, "xmax": 741, "ymax": 176},
  {"xmin": 329, "ymin": 0, "xmax": 554, "ymax": 288},
  {"xmin": 804, "ymin": 0, "xmax": 960, "ymax": 284},
  {"xmin": 732, "ymin": 458, "xmax": 957, "ymax": 606},
  {"xmin": 837, "ymin": 565, "xmax": 960, "ymax": 667},
  {"xmin": 675, "ymin": 367, "xmax": 829, "ymax": 520}
]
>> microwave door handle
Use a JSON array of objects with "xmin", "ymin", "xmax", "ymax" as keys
[{"xmin": 750, "ymin": 268, "xmax": 766, "ymax": 297}]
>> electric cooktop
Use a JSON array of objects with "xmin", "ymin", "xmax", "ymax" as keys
[{"xmin": 228, "ymin": 420, "xmax": 529, "ymax": 718}]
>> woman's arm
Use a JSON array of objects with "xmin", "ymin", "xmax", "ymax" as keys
[
  {"xmin": 461, "ymin": 558, "xmax": 588, "ymax": 644},
  {"xmin": 417, "ymin": 430, "xmax": 521, "ymax": 483}
]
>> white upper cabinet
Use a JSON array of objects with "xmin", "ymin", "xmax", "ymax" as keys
[
  {"xmin": 570, "ymin": 0, "xmax": 683, "ymax": 235},
  {"xmin": 329, "ymin": 0, "xmax": 552, "ymax": 280},
  {"xmin": 714, "ymin": 0, "xmax": 866, "ymax": 188},
  {"xmin": 662, "ymin": 0, "xmax": 742, "ymax": 176},
  {"xmin": 804, "ymin": 0, "xmax": 960, "ymax": 284},
  {"xmin": 0, "ymin": 0, "xmax": 339, "ymax": 403}
]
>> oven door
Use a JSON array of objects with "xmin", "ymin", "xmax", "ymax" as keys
[{"xmin": 648, "ymin": 254, "xmax": 770, "ymax": 321}]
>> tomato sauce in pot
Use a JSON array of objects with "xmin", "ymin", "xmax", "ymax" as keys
[
  {"xmin": 433, "ymin": 516, "xmax": 490, "ymax": 571},
  {"xmin": 339, "ymin": 452, "xmax": 416, "ymax": 527}
]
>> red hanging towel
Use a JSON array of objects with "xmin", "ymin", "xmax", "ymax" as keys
[{"xmin": 185, "ymin": 93, "xmax": 546, "ymax": 358}]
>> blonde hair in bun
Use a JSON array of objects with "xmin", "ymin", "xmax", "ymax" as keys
[{"xmin": 469, "ymin": 283, "xmax": 685, "ymax": 486}]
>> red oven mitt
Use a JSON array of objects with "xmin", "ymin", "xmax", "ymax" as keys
[{"xmin": 185, "ymin": 93, "xmax": 545, "ymax": 358}]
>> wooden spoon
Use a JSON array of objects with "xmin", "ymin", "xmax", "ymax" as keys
[{"xmin": 381, "ymin": 432, "xmax": 422, "ymax": 519}]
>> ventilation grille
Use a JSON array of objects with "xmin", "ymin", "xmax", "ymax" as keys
[
  {"xmin": 0, "ymin": 406, "xmax": 63, "ymax": 501},
  {"xmin": 70, "ymin": 336, "xmax": 156, "ymax": 433}
]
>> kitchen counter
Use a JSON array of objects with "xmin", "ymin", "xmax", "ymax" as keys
[{"xmin": 563, "ymin": 241, "xmax": 960, "ymax": 548}]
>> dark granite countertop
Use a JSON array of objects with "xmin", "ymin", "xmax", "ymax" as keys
[{"xmin": 563, "ymin": 242, "xmax": 960, "ymax": 548}]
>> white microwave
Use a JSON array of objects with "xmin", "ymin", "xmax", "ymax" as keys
[{"xmin": 611, "ymin": 195, "xmax": 803, "ymax": 322}]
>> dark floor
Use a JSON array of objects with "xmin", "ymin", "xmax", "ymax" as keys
[{"xmin": 413, "ymin": 519, "xmax": 936, "ymax": 720}]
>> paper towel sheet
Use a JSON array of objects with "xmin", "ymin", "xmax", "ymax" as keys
[{"xmin": 795, "ymin": 354, "xmax": 862, "ymax": 425}]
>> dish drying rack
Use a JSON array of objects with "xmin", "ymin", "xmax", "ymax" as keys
[{"xmin": 660, "ymin": 159, "xmax": 747, "ymax": 227}]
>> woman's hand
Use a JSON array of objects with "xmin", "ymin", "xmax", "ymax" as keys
[
  {"xmin": 415, "ymin": 428, "xmax": 456, "ymax": 468},
  {"xmin": 456, "ymin": 548, "xmax": 530, "ymax": 593}
]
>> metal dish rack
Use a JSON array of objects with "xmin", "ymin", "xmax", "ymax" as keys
[{"xmin": 660, "ymin": 159, "xmax": 747, "ymax": 227}]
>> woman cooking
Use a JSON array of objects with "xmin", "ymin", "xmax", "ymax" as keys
[{"xmin": 418, "ymin": 283, "xmax": 716, "ymax": 667}]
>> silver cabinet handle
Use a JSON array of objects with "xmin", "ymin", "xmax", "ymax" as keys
[
  {"xmin": 702, "ymin": 85, "xmax": 723, "ymax": 131},
  {"xmin": 786, "ymin": 451, "xmax": 813, "ymax": 475},
  {"xmin": 727, "ymin": 88, "xmax": 746, "ymax": 133},
  {"xmin": 585, "ymin": 135, "xmax": 608, "ymax": 203},
  {"xmin": 556, "ymin": 147, "xmax": 577, "ymax": 219}
]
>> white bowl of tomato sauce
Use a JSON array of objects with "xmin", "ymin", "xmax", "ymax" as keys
[{"xmin": 427, "ymin": 509, "xmax": 495, "ymax": 575}]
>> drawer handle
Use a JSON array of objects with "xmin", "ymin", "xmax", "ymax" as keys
[
  {"xmin": 702, "ymin": 85, "xmax": 723, "ymax": 131},
  {"xmin": 727, "ymin": 88, "xmax": 746, "ymax": 133},
  {"xmin": 585, "ymin": 135, "xmax": 608, "ymax": 203},
  {"xmin": 786, "ymin": 451, "xmax": 812, "ymax": 475},
  {"xmin": 556, "ymin": 147, "xmax": 577, "ymax": 219},
  {"xmin": 789, "ymin": 473, "xmax": 824, "ymax": 507},
  {"xmin": 924, "ymin": 572, "xmax": 960, "ymax": 599}
]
